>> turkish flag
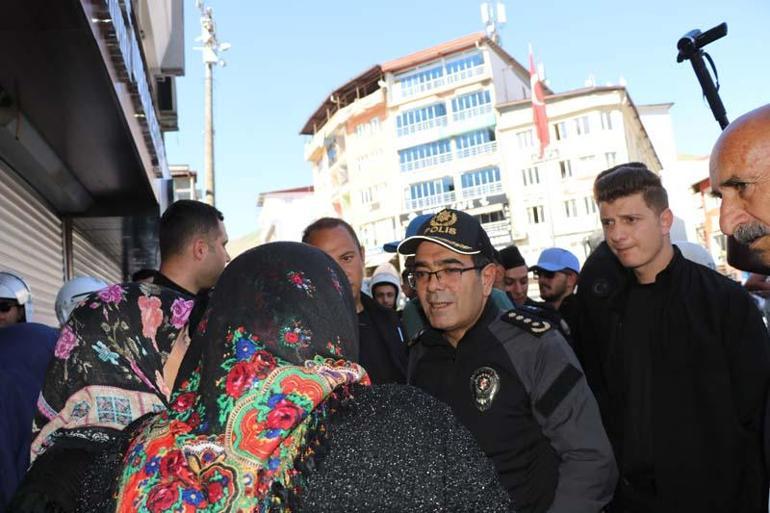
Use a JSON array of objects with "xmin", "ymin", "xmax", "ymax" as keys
[{"xmin": 529, "ymin": 46, "xmax": 549, "ymax": 158}]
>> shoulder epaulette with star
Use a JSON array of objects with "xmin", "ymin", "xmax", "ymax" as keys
[{"xmin": 500, "ymin": 309, "xmax": 554, "ymax": 337}]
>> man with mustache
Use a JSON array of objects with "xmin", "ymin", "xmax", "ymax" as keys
[
  {"xmin": 399, "ymin": 208, "xmax": 616, "ymax": 513},
  {"xmin": 710, "ymin": 104, "xmax": 770, "ymax": 265},
  {"xmin": 577, "ymin": 162, "xmax": 770, "ymax": 513}
]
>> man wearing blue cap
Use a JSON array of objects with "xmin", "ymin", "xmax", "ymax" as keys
[{"xmin": 531, "ymin": 247, "xmax": 580, "ymax": 314}]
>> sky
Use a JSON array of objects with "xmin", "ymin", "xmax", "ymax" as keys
[{"xmin": 165, "ymin": 0, "xmax": 770, "ymax": 240}]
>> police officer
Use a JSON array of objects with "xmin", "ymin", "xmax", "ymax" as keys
[{"xmin": 398, "ymin": 208, "xmax": 616, "ymax": 513}]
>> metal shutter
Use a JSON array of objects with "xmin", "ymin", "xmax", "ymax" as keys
[
  {"xmin": 0, "ymin": 165, "xmax": 64, "ymax": 327},
  {"xmin": 72, "ymin": 228, "xmax": 122, "ymax": 285}
]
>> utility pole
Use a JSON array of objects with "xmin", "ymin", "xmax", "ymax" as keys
[{"xmin": 195, "ymin": 0, "xmax": 230, "ymax": 206}]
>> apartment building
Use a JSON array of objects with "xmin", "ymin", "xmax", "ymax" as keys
[{"xmin": 302, "ymin": 34, "xmax": 664, "ymax": 271}]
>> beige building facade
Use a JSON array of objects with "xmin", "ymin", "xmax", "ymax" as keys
[{"xmin": 303, "ymin": 34, "xmax": 676, "ymax": 271}]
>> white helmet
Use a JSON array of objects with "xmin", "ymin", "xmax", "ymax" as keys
[
  {"xmin": 55, "ymin": 276, "xmax": 108, "ymax": 325},
  {"xmin": 370, "ymin": 263, "xmax": 401, "ymax": 296},
  {"xmin": 0, "ymin": 272, "xmax": 32, "ymax": 322},
  {"xmin": 674, "ymin": 241, "xmax": 716, "ymax": 270}
]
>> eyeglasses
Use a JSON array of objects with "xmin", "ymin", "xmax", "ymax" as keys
[
  {"xmin": 0, "ymin": 301, "xmax": 17, "ymax": 313},
  {"xmin": 408, "ymin": 265, "xmax": 485, "ymax": 288}
]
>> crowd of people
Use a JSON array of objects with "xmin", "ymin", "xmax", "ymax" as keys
[{"xmin": 2, "ymin": 104, "xmax": 770, "ymax": 512}]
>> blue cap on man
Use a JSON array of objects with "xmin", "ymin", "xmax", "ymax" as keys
[
  {"xmin": 383, "ymin": 214, "xmax": 433, "ymax": 253},
  {"xmin": 531, "ymin": 248, "xmax": 580, "ymax": 274}
]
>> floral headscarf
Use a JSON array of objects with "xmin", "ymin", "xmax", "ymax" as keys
[
  {"xmin": 31, "ymin": 282, "xmax": 193, "ymax": 461},
  {"xmin": 114, "ymin": 242, "xmax": 369, "ymax": 512}
]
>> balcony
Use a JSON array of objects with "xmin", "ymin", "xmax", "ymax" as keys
[
  {"xmin": 483, "ymin": 220, "xmax": 513, "ymax": 247},
  {"xmin": 456, "ymin": 141, "xmax": 497, "ymax": 160},
  {"xmin": 400, "ymin": 152, "xmax": 453, "ymax": 172},
  {"xmin": 445, "ymin": 65, "xmax": 486, "ymax": 86},
  {"xmin": 398, "ymin": 77, "xmax": 445, "ymax": 99},
  {"xmin": 462, "ymin": 181, "xmax": 503, "ymax": 199},
  {"xmin": 452, "ymin": 103, "xmax": 492, "ymax": 122},
  {"xmin": 405, "ymin": 191, "xmax": 456, "ymax": 211},
  {"xmin": 397, "ymin": 115, "xmax": 448, "ymax": 137},
  {"xmin": 396, "ymin": 65, "xmax": 486, "ymax": 100}
]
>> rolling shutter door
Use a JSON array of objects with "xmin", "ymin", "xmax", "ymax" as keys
[
  {"xmin": 72, "ymin": 228, "xmax": 123, "ymax": 284},
  {"xmin": 0, "ymin": 165, "xmax": 64, "ymax": 327}
]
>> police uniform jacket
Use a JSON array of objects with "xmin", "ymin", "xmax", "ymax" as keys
[{"xmin": 408, "ymin": 301, "xmax": 617, "ymax": 513}]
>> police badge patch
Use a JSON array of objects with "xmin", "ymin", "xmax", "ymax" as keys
[{"xmin": 470, "ymin": 367, "xmax": 500, "ymax": 412}]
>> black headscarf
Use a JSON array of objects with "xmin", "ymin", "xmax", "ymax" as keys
[
  {"xmin": 31, "ymin": 282, "xmax": 192, "ymax": 461},
  {"xmin": 114, "ymin": 242, "xmax": 369, "ymax": 512}
]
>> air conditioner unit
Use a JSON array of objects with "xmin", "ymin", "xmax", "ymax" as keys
[{"xmin": 155, "ymin": 76, "xmax": 178, "ymax": 131}]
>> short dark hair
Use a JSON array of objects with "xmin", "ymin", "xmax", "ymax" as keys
[
  {"xmin": 593, "ymin": 162, "xmax": 668, "ymax": 213},
  {"xmin": 131, "ymin": 268, "xmax": 156, "ymax": 282},
  {"xmin": 301, "ymin": 217, "xmax": 362, "ymax": 252},
  {"xmin": 472, "ymin": 253, "xmax": 493, "ymax": 268},
  {"xmin": 159, "ymin": 200, "xmax": 224, "ymax": 260}
]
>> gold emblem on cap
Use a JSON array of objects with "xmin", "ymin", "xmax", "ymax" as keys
[
  {"xmin": 424, "ymin": 209, "xmax": 458, "ymax": 236},
  {"xmin": 432, "ymin": 210, "xmax": 457, "ymax": 227}
]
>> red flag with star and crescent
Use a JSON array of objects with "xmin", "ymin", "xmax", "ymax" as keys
[{"xmin": 529, "ymin": 46, "xmax": 549, "ymax": 158}]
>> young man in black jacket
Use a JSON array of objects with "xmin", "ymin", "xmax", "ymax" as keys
[
  {"xmin": 579, "ymin": 163, "xmax": 770, "ymax": 513},
  {"xmin": 303, "ymin": 217, "xmax": 407, "ymax": 384}
]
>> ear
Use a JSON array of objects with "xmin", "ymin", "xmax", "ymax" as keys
[
  {"xmin": 192, "ymin": 237, "xmax": 209, "ymax": 261},
  {"xmin": 480, "ymin": 263, "xmax": 496, "ymax": 297},
  {"xmin": 659, "ymin": 208, "xmax": 674, "ymax": 235}
]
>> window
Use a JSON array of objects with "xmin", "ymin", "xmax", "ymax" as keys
[
  {"xmin": 527, "ymin": 205, "xmax": 546, "ymax": 225},
  {"xmin": 605, "ymin": 151, "xmax": 617, "ymax": 167},
  {"xmin": 584, "ymin": 196, "xmax": 597, "ymax": 215},
  {"xmin": 360, "ymin": 184, "xmax": 385, "ymax": 206},
  {"xmin": 355, "ymin": 118, "xmax": 382, "ymax": 137},
  {"xmin": 397, "ymin": 65, "xmax": 444, "ymax": 91},
  {"xmin": 396, "ymin": 103, "xmax": 447, "ymax": 136},
  {"xmin": 476, "ymin": 211, "xmax": 504, "ymax": 225},
  {"xmin": 451, "ymin": 89, "xmax": 492, "ymax": 120},
  {"xmin": 461, "ymin": 167, "xmax": 501, "ymax": 188},
  {"xmin": 396, "ymin": 51, "xmax": 484, "ymax": 98},
  {"xmin": 455, "ymin": 127, "xmax": 496, "ymax": 158},
  {"xmin": 324, "ymin": 136, "xmax": 337, "ymax": 167},
  {"xmin": 461, "ymin": 167, "xmax": 502, "ymax": 197},
  {"xmin": 560, "ymin": 160, "xmax": 573, "ymax": 179},
  {"xmin": 445, "ymin": 52, "xmax": 484, "ymax": 76},
  {"xmin": 554, "ymin": 121, "xmax": 568, "ymax": 141},
  {"xmin": 516, "ymin": 129, "xmax": 534, "ymax": 149},
  {"xmin": 574, "ymin": 116, "xmax": 590, "ymax": 136},
  {"xmin": 564, "ymin": 199, "xmax": 578, "ymax": 218},
  {"xmin": 405, "ymin": 176, "xmax": 455, "ymax": 210},
  {"xmin": 398, "ymin": 139, "xmax": 452, "ymax": 172},
  {"xmin": 522, "ymin": 166, "xmax": 540, "ymax": 186},
  {"xmin": 600, "ymin": 111, "xmax": 613, "ymax": 130}
]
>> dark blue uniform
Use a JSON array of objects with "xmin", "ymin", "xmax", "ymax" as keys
[{"xmin": 408, "ymin": 302, "xmax": 616, "ymax": 513}]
